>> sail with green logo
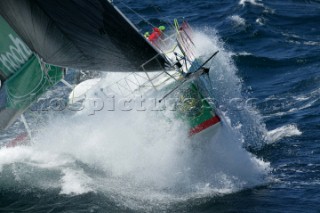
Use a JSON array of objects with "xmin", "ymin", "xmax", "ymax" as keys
[
  {"xmin": 0, "ymin": 15, "xmax": 63, "ymax": 129},
  {"xmin": 0, "ymin": 0, "xmax": 168, "ymax": 72},
  {"xmin": 0, "ymin": 0, "xmax": 171, "ymax": 130},
  {"xmin": 0, "ymin": 15, "xmax": 33, "ymax": 80}
]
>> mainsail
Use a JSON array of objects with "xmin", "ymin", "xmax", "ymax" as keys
[
  {"xmin": 0, "ymin": 0, "xmax": 168, "ymax": 72},
  {"xmin": 0, "ymin": 0, "xmax": 171, "ymax": 130}
]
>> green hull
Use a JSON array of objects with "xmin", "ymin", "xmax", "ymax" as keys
[{"xmin": 175, "ymin": 82, "xmax": 220, "ymax": 136}]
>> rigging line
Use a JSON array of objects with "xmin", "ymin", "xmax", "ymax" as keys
[
  {"xmin": 20, "ymin": 114, "xmax": 32, "ymax": 141},
  {"xmin": 115, "ymin": 0, "xmax": 156, "ymax": 28},
  {"xmin": 151, "ymin": 5, "xmax": 176, "ymax": 31},
  {"xmin": 37, "ymin": 56, "xmax": 57, "ymax": 87},
  {"xmin": 115, "ymin": 0, "xmax": 171, "ymax": 37}
]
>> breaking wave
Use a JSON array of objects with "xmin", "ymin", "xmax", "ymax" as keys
[
  {"xmin": 239, "ymin": 0, "xmax": 264, "ymax": 7},
  {"xmin": 0, "ymin": 28, "xmax": 272, "ymax": 211},
  {"xmin": 266, "ymin": 124, "xmax": 302, "ymax": 144},
  {"xmin": 228, "ymin": 15, "xmax": 246, "ymax": 27}
]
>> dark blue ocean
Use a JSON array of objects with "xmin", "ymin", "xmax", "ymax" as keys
[{"xmin": 0, "ymin": 0, "xmax": 320, "ymax": 212}]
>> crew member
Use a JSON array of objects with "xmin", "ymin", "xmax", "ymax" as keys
[{"xmin": 148, "ymin": 26, "xmax": 166, "ymax": 43}]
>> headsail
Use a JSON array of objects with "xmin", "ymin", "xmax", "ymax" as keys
[{"xmin": 0, "ymin": 0, "xmax": 168, "ymax": 72}]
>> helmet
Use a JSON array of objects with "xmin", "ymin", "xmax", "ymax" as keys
[
  {"xmin": 144, "ymin": 32, "xmax": 150, "ymax": 37},
  {"xmin": 159, "ymin": 26, "xmax": 166, "ymax": 31}
]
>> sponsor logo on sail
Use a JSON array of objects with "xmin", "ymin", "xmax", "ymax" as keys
[{"xmin": 0, "ymin": 34, "xmax": 32, "ymax": 74}]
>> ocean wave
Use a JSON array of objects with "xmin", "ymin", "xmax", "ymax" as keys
[
  {"xmin": 228, "ymin": 15, "xmax": 246, "ymax": 27},
  {"xmin": 255, "ymin": 17, "xmax": 265, "ymax": 26},
  {"xmin": 304, "ymin": 41, "xmax": 320, "ymax": 46},
  {"xmin": 234, "ymin": 54, "xmax": 320, "ymax": 68},
  {"xmin": 239, "ymin": 0, "xmax": 264, "ymax": 7},
  {"xmin": 266, "ymin": 124, "xmax": 302, "ymax": 143}
]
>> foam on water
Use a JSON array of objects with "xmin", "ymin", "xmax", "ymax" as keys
[
  {"xmin": 0, "ymin": 29, "xmax": 272, "ymax": 210},
  {"xmin": 266, "ymin": 124, "xmax": 302, "ymax": 144},
  {"xmin": 256, "ymin": 17, "xmax": 265, "ymax": 26},
  {"xmin": 239, "ymin": 0, "xmax": 264, "ymax": 7},
  {"xmin": 263, "ymin": 87, "xmax": 319, "ymax": 119},
  {"xmin": 60, "ymin": 168, "xmax": 94, "ymax": 195},
  {"xmin": 192, "ymin": 28, "xmax": 270, "ymax": 148},
  {"xmin": 228, "ymin": 15, "xmax": 246, "ymax": 27}
]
